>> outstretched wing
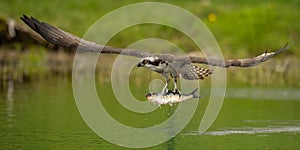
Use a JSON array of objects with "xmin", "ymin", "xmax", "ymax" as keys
[
  {"xmin": 20, "ymin": 15, "xmax": 81, "ymax": 48},
  {"xmin": 181, "ymin": 64, "xmax": 213, "ymax": 80},
  {"xmin": 187, "ymin": 42, "xmax": 294, "ymax": 67},
  {"xmin": 20, "ymin": 15, "xmax": 294, "ymax": 68},
  {"xmin": 20, "ymin": 15, "xmax": 151, "ymax": 58}
]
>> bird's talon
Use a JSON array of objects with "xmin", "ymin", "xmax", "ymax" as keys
[
  {"xmin": 161, "ymin": 87, "xmax": 168, "ymax": 95},
  {"xmin": 174, "ymin": 89, "xmax": 181, "ymax": 94}
]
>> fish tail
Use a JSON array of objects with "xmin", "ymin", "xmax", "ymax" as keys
[{"xmin": 190, "ymin": 88, "xmax": 201, "ymax": 98}]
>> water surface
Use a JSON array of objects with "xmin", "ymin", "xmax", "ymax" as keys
[{"xmin": 0, "ymin": 78, "xmax": 299, "ymax": 149}]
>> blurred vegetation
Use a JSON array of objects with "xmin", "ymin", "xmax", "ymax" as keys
[
  {"xmin": 0, "ymin": 0, "xmax": 299, "ymax": 87},
  {"xmin": 1, "ymin": 0, "xmax": 299, "ymax": 55}
]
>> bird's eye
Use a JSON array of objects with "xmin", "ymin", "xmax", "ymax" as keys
[{"xmin": 143, "ymin": 60, "xmax": 149, "ymax": 63}]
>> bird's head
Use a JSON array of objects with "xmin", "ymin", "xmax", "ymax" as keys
[{"xmin": 137, "ymin": 57, "xmax": 167, "ymax": 68}]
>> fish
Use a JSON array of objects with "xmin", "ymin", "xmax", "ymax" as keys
[{"xmin": 145, "ymin": 88, "xmax": 200, "ymax": 105}]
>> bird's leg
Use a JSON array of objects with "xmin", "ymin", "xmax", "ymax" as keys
[
  {"xmin": 173, "ymin": 77, "xmax": 181, "ymax": 94},
  {"xmin": 161, "ymin": 74, "xmax": 170, "ymax": 94}
]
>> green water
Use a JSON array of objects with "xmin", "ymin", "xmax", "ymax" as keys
[{"xmin": 0, "ymin": 78, "xmax": 300, "ymax": 149}]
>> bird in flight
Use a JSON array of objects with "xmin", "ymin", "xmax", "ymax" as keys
[
  {"xmin": 137, "ymin": 56, "xmax": 212, "ymax": 93},
  {"xmin": 20, "ymin": 15, "xmax": 294, "ymax": 93}
]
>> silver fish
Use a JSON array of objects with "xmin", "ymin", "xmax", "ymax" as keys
[{"xmin": 146, "ymin": 89, "xmax": 200, "ymax": 105}]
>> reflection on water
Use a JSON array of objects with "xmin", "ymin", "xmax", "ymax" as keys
[
  {"xmin": 0, "ymin": 78, "xmax": 300, "ymax": 149},
  {"xmin": 6, "ymin": 80, "xmax": 14, "ymax": 117}
]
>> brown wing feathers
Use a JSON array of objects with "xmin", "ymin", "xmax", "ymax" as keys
[
  {"xmin": 182, "ymin": 65, "xmax": 213, "ymax": 80},
  {"xmin": 20, "ymin": 15, "xmax": 294, "ymax": 68}
]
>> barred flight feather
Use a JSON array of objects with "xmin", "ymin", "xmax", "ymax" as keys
[{"xmin": 182, "ymin": 65, "xmax": 213, "ymax": 80}]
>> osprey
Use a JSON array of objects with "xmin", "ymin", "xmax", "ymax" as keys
[
  {"xmin": 20, "ymin": 15, "xmax": 294, "ymax": 95},
  {"xmin": 137, "ymin": 56, "xmax": 212, "ymax": 93}
]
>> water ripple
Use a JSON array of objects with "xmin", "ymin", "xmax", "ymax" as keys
[
  {"xmin": 226, "ymin": 88, "xmax": 300, "ymax": 100},
  {"xmin": 183, "ymin": 126, "xmax": 300, "ymax": 136}
]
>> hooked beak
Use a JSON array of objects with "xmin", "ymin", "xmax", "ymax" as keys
[{"xmin": 137, "ymin": 62, "xmax": 144, "ymax": 67}]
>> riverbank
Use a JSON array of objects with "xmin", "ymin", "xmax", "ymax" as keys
[{"xmin": 0, "ymin": 47, "xmax": 299, "ymax": 89}]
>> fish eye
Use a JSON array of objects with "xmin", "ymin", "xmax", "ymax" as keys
[{"xmin": 145, "ymin": 93, "xmax": 151, "ymax": 97}]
